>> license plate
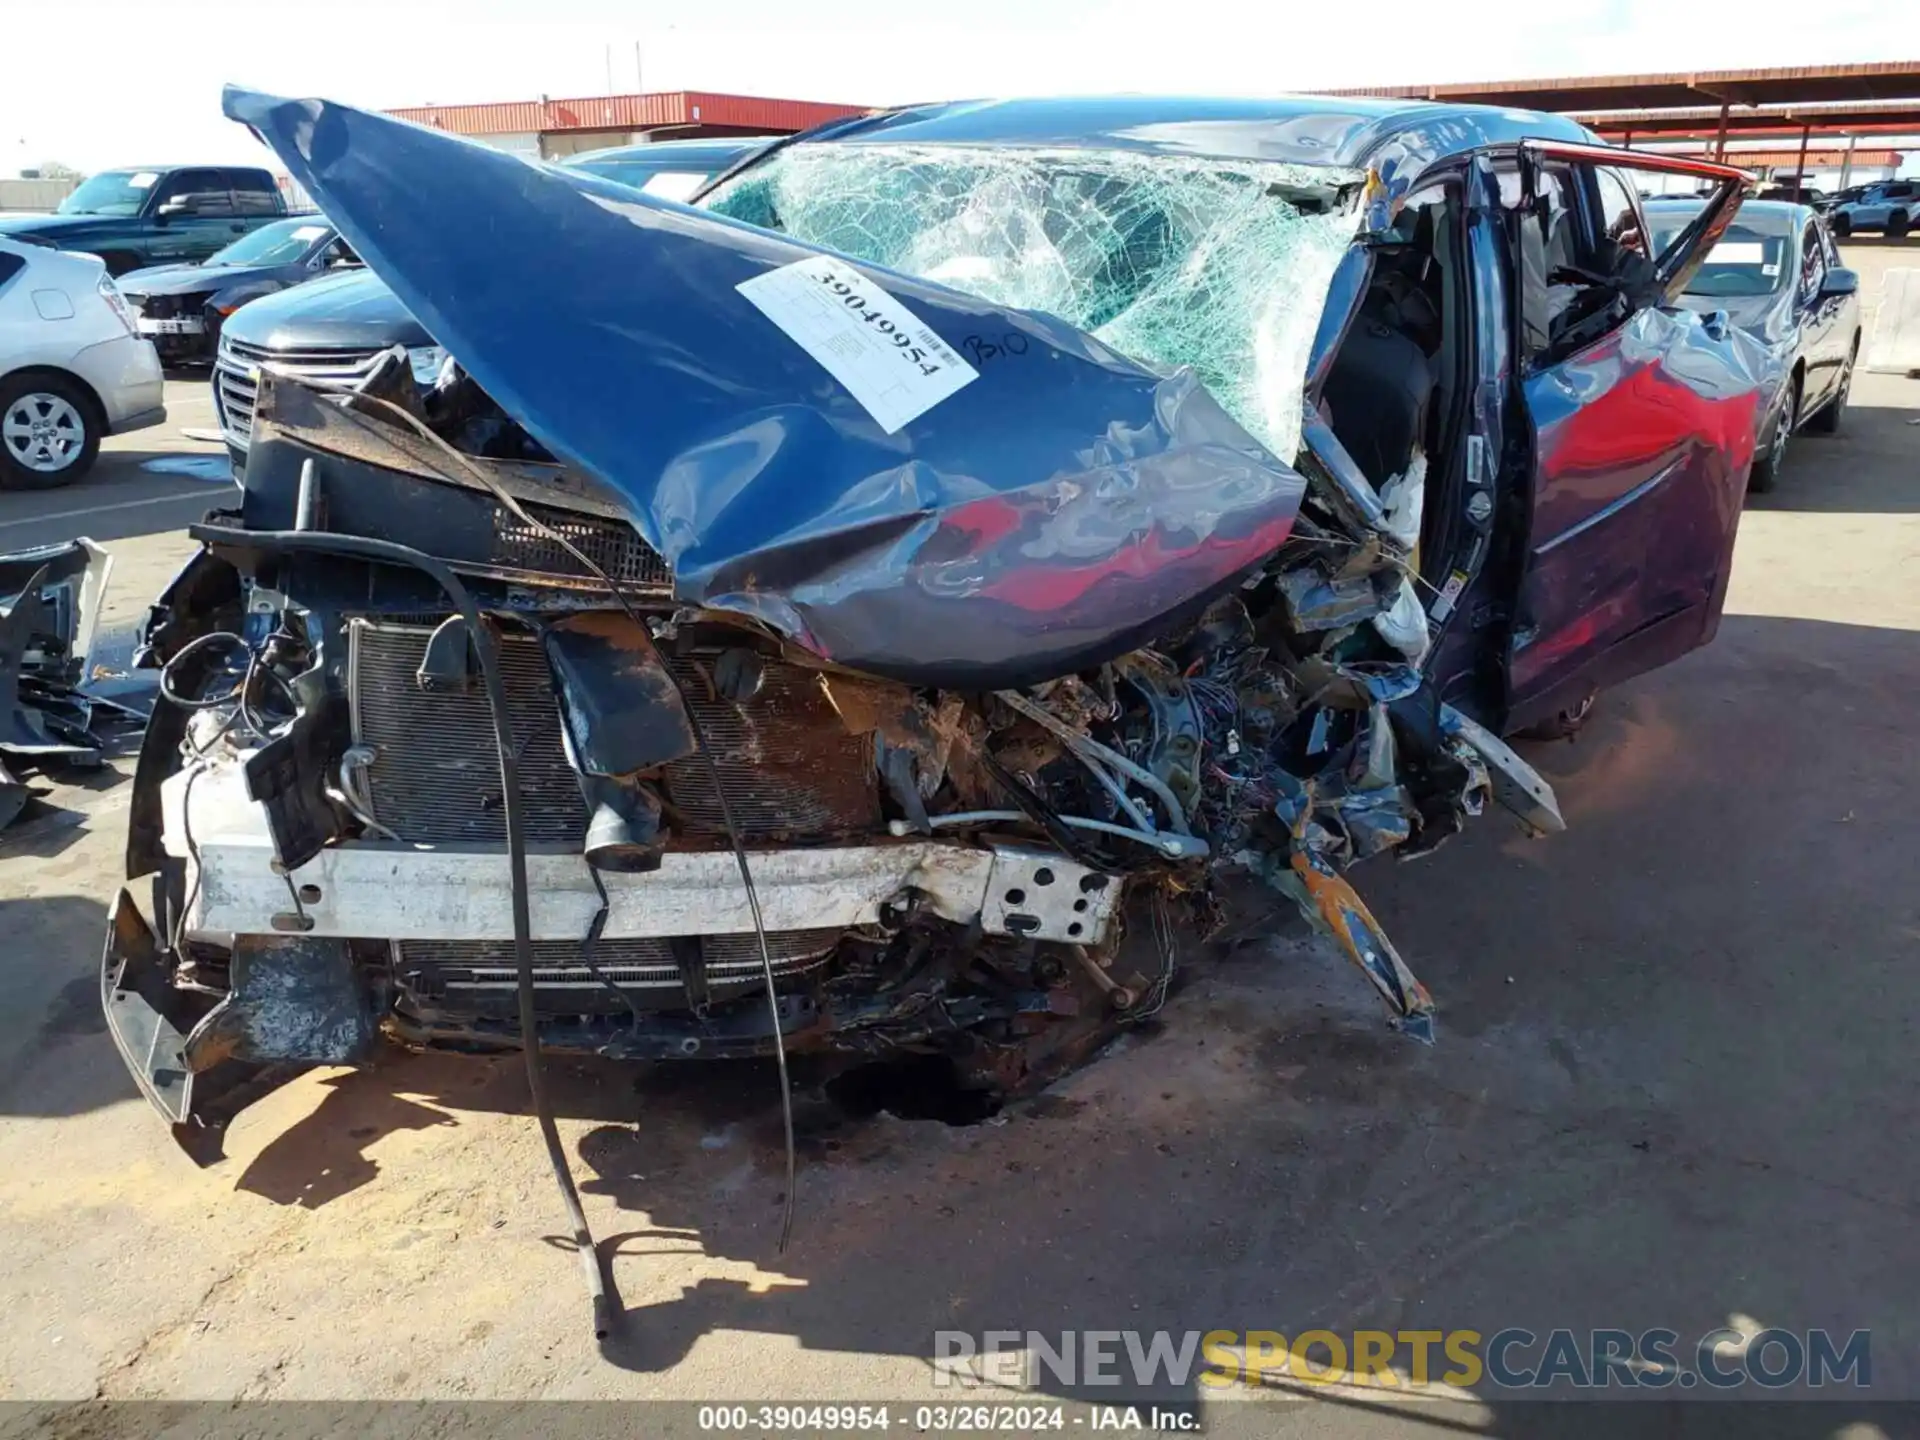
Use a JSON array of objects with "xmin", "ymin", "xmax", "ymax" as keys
[{"xmin": 137, "ymin": 317, "xmax": 203, "ymax": 335}]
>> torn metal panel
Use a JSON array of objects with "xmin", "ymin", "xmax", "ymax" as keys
[
  {"xmin": 0, "ymin": 538, "xmax": 120, "ymax": 825},
  {"xmin": 1239, "ymin": 844, "xmax": 1435, "ymax": 1041},
  {"xmin": 225, "ymin": 87, "xmax": 1322, "ymax": 691},
  {"xmin": 540, "ymin": 612, "xmax": 696, "ymax": 775},
  {"xmin": 1439, "ymin": 705, "xmax": 1565, "ymax": 835},
  {"xmin": 182, "ymin": 935, "xmax": 375, "ymax": 1070}
]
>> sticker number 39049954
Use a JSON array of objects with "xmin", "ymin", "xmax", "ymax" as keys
[{"xmin": 736, "ymin": 255, "xmax": 980, "ymax": 434}]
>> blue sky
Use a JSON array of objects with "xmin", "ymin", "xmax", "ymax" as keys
[{"xmin": 5, "ymin": 0, "xmax": 1911, "ymax": 174}]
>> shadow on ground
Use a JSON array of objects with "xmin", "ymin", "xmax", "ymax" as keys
[
  {"xmin": 1744, "ymin": 398, "xmax": 1920, "ymax": 514},
  {"xmin": 0, "ymin": 893, "xmax": 141, "ymax": 1119}
]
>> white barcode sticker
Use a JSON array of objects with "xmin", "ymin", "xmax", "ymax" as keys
[{"xmin": 737, "ymin": 256, "xmax": 978, "ymax": 434}]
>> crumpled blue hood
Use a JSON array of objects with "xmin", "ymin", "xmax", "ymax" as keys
[{"xmin": 224, "ymin": 86, "xmax": 1308, "ymax": 687}]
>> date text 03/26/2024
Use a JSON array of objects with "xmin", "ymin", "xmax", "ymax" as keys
[{"xmin": 697, "ymin": 1404, "xmax": 1191, "ymax": 1433}]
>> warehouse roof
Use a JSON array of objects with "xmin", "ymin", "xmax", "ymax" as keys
[
  {"xmin": 1578, "ymin": 101, "xmax": 1920, "ymax": 141},
  {"xmin": 1321, "ymin": 61, "xmax": 1920, "ymax": 114},
  {"xmin": 388, "ymin": 90, "xmax": 868, "ymax": 138}
]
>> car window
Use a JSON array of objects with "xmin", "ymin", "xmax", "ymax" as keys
[
  {"xmin": 1592, "ymin": 167, "xmax": 1647, "ymax": 256},
  {"xmin": 1798, "ymin": 224, "xmax": 1827, "ymax": 307},
  {"xmin": 0, "ymin": 251, "xmax": 23, "ymax": 291},
  {"xmin": 1496, "ymin": 160, "xmax": 1584, "ymax": 358},
  {"xmin": 54, "ymin": 169, "xmax": 160, "ymax": 217},
  {"xmin": 227, "ymin": 170, "xmax": 284, "ymax": 216},
  {"xmin": 1821, "ymin": 224, "xmax": 1842, "ymax": 266},
  {"xmin": 208, "ymin": 219, "xmax": 331, "ymax": 267},
  {"xmin": 160, "ymin": 168, "xmax": 236, "ymax": 218}
]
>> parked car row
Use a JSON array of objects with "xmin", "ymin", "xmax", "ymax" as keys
[
  {"xmin": 1644, "ymin": 198, "xmax": 1861, "ymax": 490},
  {"xmin": 208, "ymin": 135, "xmax": 776, "ymax": 468},
  {"xmin": 0, "ymin": 239, "xmax": 165, "ymax": 489},
  {"xmin": 0, "ymin": 139, "xmax": 778, "ymax": 488},
  {"xmin": 0, "ymin": 166, "xmax": 290, "ymax": 275}
]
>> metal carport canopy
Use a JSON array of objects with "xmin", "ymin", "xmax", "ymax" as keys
[
  {"xmin": 1575, "ymin": 101, "xmax": 1920, "ymax": 142},
  {"xmin": 1320, "ymin": 61, "xmax": 1920, "ymax": 112}
]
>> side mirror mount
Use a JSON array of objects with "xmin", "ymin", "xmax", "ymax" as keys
[
  {"xmin": 156, "ymin": 196, "xmax": 190, "ymax": 219},
  {"xmin": 1819, "ymin": 267, "xmax": 1859, "ymax": 299}
]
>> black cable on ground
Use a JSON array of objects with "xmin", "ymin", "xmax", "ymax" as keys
[
  {"xmin": 189, "ymin": 522, "xmax": 614, "ymax": 1340},
  {"xmin": 333, "ymin": 393, "xmax": 801, "ymax": 1253}
]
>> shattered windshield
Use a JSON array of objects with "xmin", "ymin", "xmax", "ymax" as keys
[{"xmin": 704, "ymin": 143, "xmax": 1363, "ymax": 461}]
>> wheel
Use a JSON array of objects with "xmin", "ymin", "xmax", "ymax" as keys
[
  {"xmin": 1890, "ymin": 210, "xmax": 1912, "ymax": 239},
  {"xmin": 1748, "ymin": 381, "xmax": 1796, "ymax": 494},
  {"xmin": 1514, "ymin": 690, "xmax": 1598, "ymax": 742},
  {"xmin": 1804, "ymin": 340, "xmax": 1857, "ymax": 435},
  {"xmin": 1831, "ymin": 214, "xmax": 1851, "ymax": 239},
  {"xmin": 0, "ymin": 374, "xmax": 100, "ymax": 489}
]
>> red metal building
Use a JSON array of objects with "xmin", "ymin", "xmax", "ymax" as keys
[{"xmin": 386, "ymin": 90, "xmax": 870, "ymax": 160}]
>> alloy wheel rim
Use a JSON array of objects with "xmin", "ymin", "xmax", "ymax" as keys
[
  {"xmin": 1, "ymin": 393, "xmax": 85, "ymax": 473},
  {"xmin": 1771, "ymin": 398, "xmax": 1793, "ymax": 469}
]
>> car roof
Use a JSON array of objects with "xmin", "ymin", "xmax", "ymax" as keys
[{"xmin": 793, "ymin": 94, "xmax": 1600, "ymax": 174}]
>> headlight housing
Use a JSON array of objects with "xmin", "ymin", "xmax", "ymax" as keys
[
  {"xmin": 406, "ymin": 344, "xmax": 448, "ymax": 385},
  {"xmin": 96, "ymin": 274, "xmax": 138, "ymax": 337}
]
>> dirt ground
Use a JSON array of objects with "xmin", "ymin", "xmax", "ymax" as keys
[{"xmin": 1, "ymin": 245, "xmax": 1916, "ymax": 1431}]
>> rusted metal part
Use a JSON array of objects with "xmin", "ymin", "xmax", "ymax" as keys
[
  {"xmin": 660, "ymin": 652, "xmax": 881, "ymax": 841},
  {"xmin": 268, "ymin": 379, "xmax": 624, "ymax": 518}
]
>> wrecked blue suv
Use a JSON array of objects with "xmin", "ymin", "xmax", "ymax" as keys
[{"xmin": 107, "ymin": 89, "xmax": 1773, "ymax": 1168}]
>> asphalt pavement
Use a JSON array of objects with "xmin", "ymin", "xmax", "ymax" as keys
[{"xmin": 0, "ymin": 251, "xmax": 1916, "ymax": 1433}]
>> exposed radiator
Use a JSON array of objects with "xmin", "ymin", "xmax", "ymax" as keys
[
  {"xmin": 394, "ymin": 929, "xmax": 843, "ymax": 1017},
  {"xmin": 347, "ymin": 620, "xmax": 881, "ymax": 847},
  {"xmin": 351, "ymin": 620, "xmax": 586, "ymax": 846}
]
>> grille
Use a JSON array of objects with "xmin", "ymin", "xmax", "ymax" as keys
[
  {"xmin": 129, "ymin": 292, "xmax": 201, "ymax": 321},
  {"xmin": 349, "ymin": 621, "xmax": 880, "ymax": 845},
  {"xmin": 214, "ymin": 335, "xmax": 386, "ymax": 449},
  {"xmin": 394, "ymin": 929, "xmax": 841, "ymax": 1016},
  {"xmin": 494, "ymin": 499, "xmax": 672, "ymax": 589}
]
